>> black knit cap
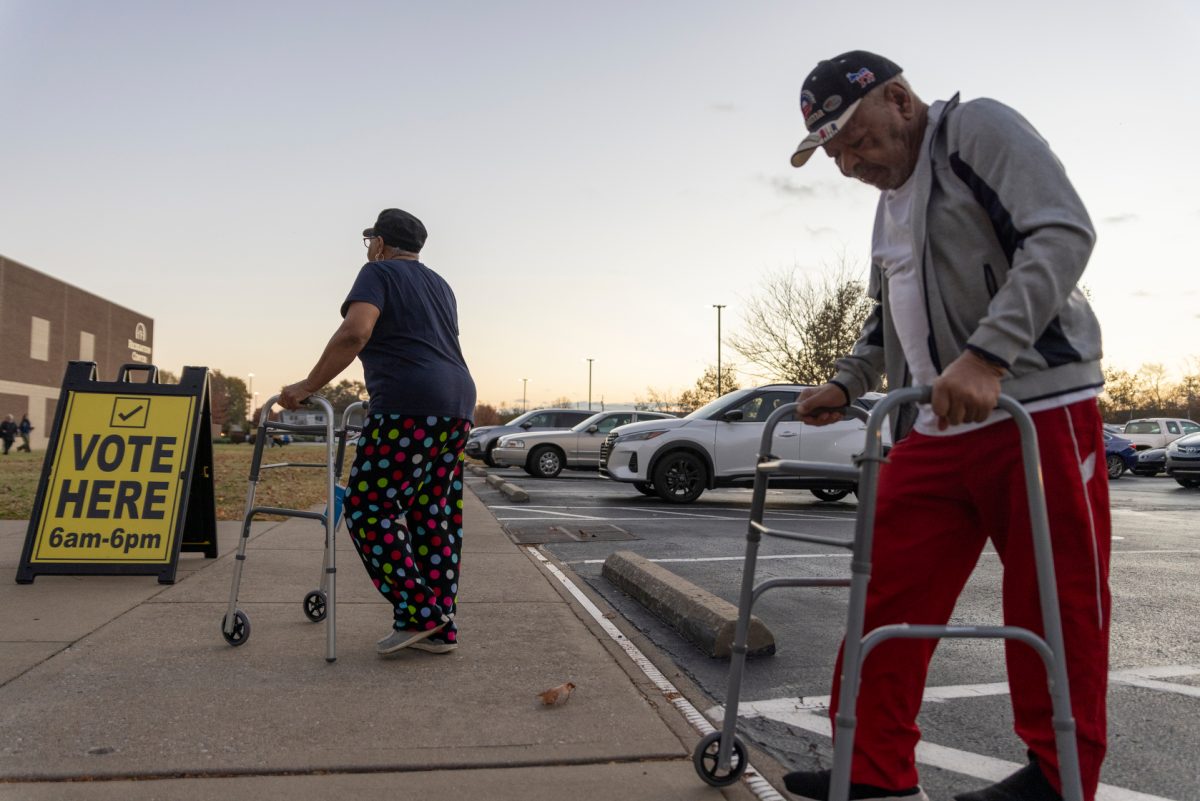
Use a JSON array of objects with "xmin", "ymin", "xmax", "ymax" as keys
[
  {"xmin": 790, "ymin": 50, "xmax": 903, "ymax": 168},
  {"xmin": 363, "ymin": 208, "xmax": 427, "ymax": 251}
]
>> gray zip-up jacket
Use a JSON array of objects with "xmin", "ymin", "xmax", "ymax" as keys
[{"xmin": 831, "ymin": 94, "xmax": 1104, "ymax": 439}]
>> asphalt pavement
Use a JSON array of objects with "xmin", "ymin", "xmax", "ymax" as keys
[{"xmin": 469, "ymin": 466, "xmax": 1200, "ymax": 801}]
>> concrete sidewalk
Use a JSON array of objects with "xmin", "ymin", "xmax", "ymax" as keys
[{"xmin": 0, "ymin": 488, "xmax": 778, "ymax": 800}]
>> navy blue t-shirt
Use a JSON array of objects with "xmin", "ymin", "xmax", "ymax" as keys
[{"xmin": 341, "ymin": 259, "xmax": 476, "ymax": 421}]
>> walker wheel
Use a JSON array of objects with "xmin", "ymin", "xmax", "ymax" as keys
[
  {"xmin": 693, "ymin": 730, "xmax": 747, "ymax": 787},
  {"xmin": 303, "ymin": 590, "xmax": 328, "ymax": 622},
  {"xmin": 221, "ymin": 610, "xmax": 251, "ymax": 646}
]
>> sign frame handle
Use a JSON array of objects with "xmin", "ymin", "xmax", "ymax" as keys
[{"xmin": 117, "ymin": 364, "xmax": 160, "ymax": 383}]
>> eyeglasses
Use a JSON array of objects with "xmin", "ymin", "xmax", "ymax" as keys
[{"xmin": 363, "ymin": 236, "xmax": 376, "ymax": 248}]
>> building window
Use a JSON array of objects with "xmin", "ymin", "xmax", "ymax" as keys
[
  {"xmin": 79, "ymin": 331, "xmax": 95, "ymax": 362},
  {"xmin": 30, "ymin": 317, "xmax": 50, "ymax": 361}
]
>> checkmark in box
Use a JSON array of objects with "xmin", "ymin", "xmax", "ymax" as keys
[{"xmin": 110, "ymin": 397, "xmax": 151, "ymax": 428}]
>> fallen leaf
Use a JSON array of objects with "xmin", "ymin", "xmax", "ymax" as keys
[{"xmin": 538, "ymin": 681, "xmax": 576, "ymax": 706}]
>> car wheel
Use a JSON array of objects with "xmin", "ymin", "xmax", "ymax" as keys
[
  {"xmin": 811, "ymin": 488, "xmax": 851, "ymax": 502},
  {"xmin": 1106, "ymin": 454, "xmax": 1125, "ymax": 480},
  {"xmin": 633, "ymin": 481, "xmax": 656, "ymax": 496},
  {"xmin": 652, "ymin": 451, "xmax": 707, "ymax": 503},
  {"xmin": 1174, "ymin": 477, "xmax": 1200, "ymax": 489},
  {"xmin": 527, "ymin": 445, "xmax": 564, "ymax": 478},
  {"xmin": 483, "ymin": 443, "xmax": 498, "ymax": 467}
]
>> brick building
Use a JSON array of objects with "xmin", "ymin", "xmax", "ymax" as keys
[{"xmin": 0, "ymin": 254, "xmax": 154, "ymax": 450}]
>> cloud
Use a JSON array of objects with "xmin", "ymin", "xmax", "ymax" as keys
[
  {"xmin": 805, "ymin": 225, "xmax": 836, "ymax": 236},
  {"xmin": 1131, "ymin": 290, "xmax": 1153, "ymax": 298},
  {"xmin": 1101, "ymin": 213, "xmax": 1139, "ymax": 225},
  {"xmin": 708, "ymin": 102, "xmax": 737, "ymax": 112},
  {"xmin": 761, "ymin": 174, "xmax": 819, "ymax": 199}
]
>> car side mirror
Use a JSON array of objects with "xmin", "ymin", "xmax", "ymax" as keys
[
  {"xmin": 587, "ymin": 424, "xmax": 599, "ymax": 433},
  {"xmin": 722, "ymin": 410, "xmax": 744, "ymax": 422},
  {"xmin": 521, "ymin": 422, "xmax": 533, "ymax": 429}
]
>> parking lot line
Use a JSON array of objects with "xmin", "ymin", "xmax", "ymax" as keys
[
  {"xmin": 724, "ymin": 708, "xmax": 1173, "ymax": 801},
  {"xmin": 566, "ymin": 549, "xmax": 1200, "ymax": 566},
  {"xmin": 713, "ymin": 667, "xmax": 1196, "ymax": 801},
  {"xmin": 569, "ymin": 553, "xmax": 853, "ymax": 565},
  {"xmin": 726, "ymin": 666, "xmax": 1200, "ymax": 716}
]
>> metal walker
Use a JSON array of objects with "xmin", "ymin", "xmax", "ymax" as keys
[
  {"xmin": 692, "ymin": 386, "xmax": 1083, "ymax": 801},
  {"xmin": 220, "ymin": 397, "xmax": 365, "ymax": 663}
]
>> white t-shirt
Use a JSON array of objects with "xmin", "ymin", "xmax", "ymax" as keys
[{"xmin": 874, "ymin": 111, "xmax": 1096, "ymax": 436}]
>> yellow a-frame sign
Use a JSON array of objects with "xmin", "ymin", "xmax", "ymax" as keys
[{"xmin": 16, "ymin": 362, "xmax": 217, "ymax": 585}]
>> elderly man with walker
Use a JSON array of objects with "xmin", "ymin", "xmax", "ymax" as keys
[{"xmin": 785, "ymin": 52, "xmax": 1110, "ymax": 801}]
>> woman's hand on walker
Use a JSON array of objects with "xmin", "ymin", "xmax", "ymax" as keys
[{"xmin": 279, "ymin": 381, "xmax": 314, "ymax": 411}]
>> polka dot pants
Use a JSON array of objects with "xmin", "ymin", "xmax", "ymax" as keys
[{"xmin": 345, "ymin": 414, "xmax": 470, "ymax": 643}]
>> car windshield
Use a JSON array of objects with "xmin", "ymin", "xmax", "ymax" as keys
[
  {"xmin": 504, "ymin": 410, "xmax": 538, "ymax": 427},
  {"xmin": 1125, "ymin": 421, "xmax": 1161, "ymax": 434},
  {"xmin": 684, "ymin": 388, "xmax": 760, "ymax": 420},
  {"xmin": 569, "ymin": 412, "xmax": 635, "ymax": 433}
]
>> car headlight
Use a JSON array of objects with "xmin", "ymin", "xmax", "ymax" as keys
[
  {"xmin": 1167, "ymin": 441, "xmax": 1181, "ymax": 453},
  {"xmin": 503, "ymin": 439, "xmax": 525, "ymax": 449},
  {"xmin": 617, "ymin": 429, "xmax": 667, "ymax": 443}
]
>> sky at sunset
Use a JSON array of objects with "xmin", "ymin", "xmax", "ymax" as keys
[{"xmin": 2, "ymin": 1, "xmax": 1197, "ymax": 411}]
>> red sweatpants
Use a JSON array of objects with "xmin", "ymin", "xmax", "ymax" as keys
[{"xmin": 830, "ymin": 399, "xmax": 1111, "ymax": 799}]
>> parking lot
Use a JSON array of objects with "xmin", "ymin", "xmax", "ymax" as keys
[{"xmin": 468, "ymin": 465, "xmax": 1200, "ymax": 800}]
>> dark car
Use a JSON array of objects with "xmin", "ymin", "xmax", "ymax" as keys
[
  {"xmin": 1165, "ymin": 431, "xmax": 1200, "ymax": 488},
  {"xmin": 1102, "ymin": 431, "xmax": 1137, "ymax": 480},
  {"xmin": 464, "ymin": 408, "xmax": 595, "ymax": 466},
  {"xmin": 1132, "ymin": 447, "xmax": 1166, "ymax": 477}
]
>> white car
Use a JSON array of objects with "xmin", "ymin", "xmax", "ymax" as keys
[
  {"xmin": 600, "ymin": 384, "xmax": 886, "ymax": 503},
  {"xmin": 493, "ymin": 410, "xmax": 676, "ymax": 478},
  {"xmin": 1121, "ymin": 418, "xmax": 1200, "ymax": 451}
]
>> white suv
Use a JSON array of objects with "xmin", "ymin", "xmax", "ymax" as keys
[{"xmin": 600, "ymin": 384, "xmax": 885, "ymax": 504}]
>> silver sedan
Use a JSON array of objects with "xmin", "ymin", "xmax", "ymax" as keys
[{"xmin": 493, "ymin": 410, "xmax": 676, "ymax": 478}]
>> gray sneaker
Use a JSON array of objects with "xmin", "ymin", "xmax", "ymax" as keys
[
  {"xmin": 410, "ymin": 639, "xmax": 458, "ymax": 654},
  {"xmin": 376, "ymin": 619, "xmax": 449, "ymax": 655}
]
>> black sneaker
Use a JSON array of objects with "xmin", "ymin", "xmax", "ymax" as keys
[
  {"xmin": 783, "ymin": 768, "xmax": 929, "ymax": 800},
  {"xmin": 953, "ymin": 759, "xmax": 1063, "ymax": 801}
]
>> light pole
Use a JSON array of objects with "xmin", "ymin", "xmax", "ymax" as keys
[
  {"xmin": 522, "ymin": 378, "xmax": 528, "ymax": 412},
  {"xmin": 586, "ymin": 358, "xmax": 594, "ymax": 410},
  {"xmin": 247, "ymin": 373, "xmax": 254, "ymax": 422},
  {"xmin": 712, "ymin": 305, "xmax": 726, "ymax": 396}
]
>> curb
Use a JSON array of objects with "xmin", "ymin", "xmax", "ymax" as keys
[
  {"xmin": 478, "ymin": 469, "xmax": 530, "ymax": 503},
  {"xmin": 601, "ymin": 550, "xmax": 775, "ymax": 659}
]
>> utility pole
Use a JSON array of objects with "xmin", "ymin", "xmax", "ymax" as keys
[
  {"xmin": 522, "ymin": 378, "xmax": 528, "ymax": 412},
  {"xmin": 712, "ymin": 305, "xmax": 726, "ymax": 396},
  {"xmin": 587, "ymin": 358, "xmax": 594, "ymax": 410}
]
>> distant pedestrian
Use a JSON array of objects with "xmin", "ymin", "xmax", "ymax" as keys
[
  {"xmin": 0, "ymin": 415, "xmax": 16, "ymax": 455},
  {"xmin": 280, "ymin": 208, "xmax": 476, "ymax": 656},
  {"xmin": 17, "ymin": 414, "xmax": 33, "ymax": 452}
]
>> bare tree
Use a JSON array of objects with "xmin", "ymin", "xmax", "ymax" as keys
[
  {"xmin": 728, "ymin": 260, "xmax": 873, "ymax": 385},
  {"xmin": 473, "ymin": 403, "xmax": 503, "ymax": 426},
  {"xmin": 635, "ymin": 386, "xmax": 678, "ymax": 412},
  {"xmin": 1173, "ymin": 357, "xmax": 1200, "ymax": 422},
  {"xmin": 1098, "ymin": 367, "xmax": 1141, "ymax": 421},
  {"xmin": 1137, "ymin": 363, "xmax": 1170, "ymax": 416},
  {"xmin": 677, "ymin": 365, "xmax": 741, "ymax": 412}
]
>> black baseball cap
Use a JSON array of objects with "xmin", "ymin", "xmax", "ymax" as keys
[
  {"xmin": 790, "ymin": 51, "xmax": 903, "ymax": 168},
  {"xmin": 363, "ymin": 208, "xmax": 427, "ymax": 251}
]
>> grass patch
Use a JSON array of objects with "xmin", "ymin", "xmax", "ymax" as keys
[{"xmin": 0, "ymin": 443, "xmax": 356, "ymax": 521}]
